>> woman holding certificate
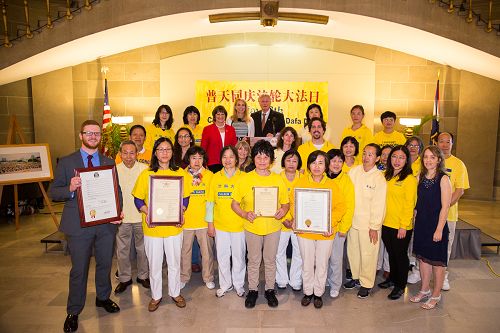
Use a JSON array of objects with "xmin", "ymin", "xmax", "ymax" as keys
[
  {"xmin": 206, "ymin": 146, "xmax": 246, "ymax": 298},
  {"xmin": 231, "ymin": 140, "xmax": 289, "ymax": 309},
  {"xmin": 291, "ymin": 151, "xmax": 346, "ymax": 309},
  {"xmin": 132, "ymin": 137, "xmax": 191, "ymax": 312}
]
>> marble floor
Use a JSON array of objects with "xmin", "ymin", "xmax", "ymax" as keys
[{"xmin": 0, "ymin": 200, "xmax": 498, "ymax": 333}]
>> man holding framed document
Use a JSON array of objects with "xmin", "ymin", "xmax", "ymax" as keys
[
  {"xmin": 290, "ymin": 151, "xmax": 346, "ymax": 309},
  {"xmin": 49, "ymin": 120, "xmax": 122, "ymax": 333}
]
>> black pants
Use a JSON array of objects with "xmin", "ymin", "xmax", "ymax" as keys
[{"xmin": 381, "ymin": 225, "xmax": 412, "ymax": 289}]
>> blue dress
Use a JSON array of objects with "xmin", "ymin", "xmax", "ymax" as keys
[{"xmin": 413, "ymin": 172, "xmax": 449, "ymax": 267}]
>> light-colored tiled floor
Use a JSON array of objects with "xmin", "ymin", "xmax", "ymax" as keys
[{"xmin": 0, "ymin": 200, "xmax": 498, "ymax": 332}]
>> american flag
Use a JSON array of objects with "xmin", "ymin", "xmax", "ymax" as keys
[
  {"xmin": 102, "ymin": 78, "xmax": 111, "ymax": 130},
  {"xmin": 429, "ymin": 76, "xmax": 440, "ymax": 145}
]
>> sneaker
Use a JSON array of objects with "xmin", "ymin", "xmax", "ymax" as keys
[
  {"xmin": 442, "ymin": 271, "xmax": 450, "ymax": 291},
  {"xmin": 329, "ymin": 289, "xmax": 339, "ymax": 298},
  {"xmin": 236, "ymin": 288, "xmax": 245, "ymax": 297},
  {"xmin": 290, "ymin": 285, "xmax": 302, "ymax": 292},
  {"xmin": 407, "ymin": 269, "xmax": 421, "ymax": 284},
  {"xmin": 377, "ymin": 279, "xmax": 394, "ymax": 289},
  {"xmin": 216, "ymin": 286, "xmax": 233, "ymax": 298},
  {"xmin": 357, "ymin": 287, "xmax": 370, "ymax": 299},
  {"xmin": 277, "ymin": 283, "xmax": 287, "ymax": 290},
  {"xmin": 264, "ymin": 289, "xmax": 279, "ymax": 307},
  {"xmin": 245, "ymin": 290, "xmax": 258, "ymax": 308},
  {"xmin": 343, "ymin": 279, "xmax": 360, "ymax": 290},
  {"xmin": 206, "ymin": 281, "xmax": 216, "ymax": 290}
]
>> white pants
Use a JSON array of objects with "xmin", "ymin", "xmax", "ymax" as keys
[
  {"xmin": 298, "ymin": 237, "xmax": 334, "ymax": 297},
  {"xmin": 276, "ymin": 230, "xmax": 302, "ymax": 288},
  {"xmin": 144, "ymin": 233, "xmax": 182, "ymax": 301},
  {"xmin": 215, "ymin": 230, "xmax": 246, "ymax": 292},
  {"xmin": 327, "ymin": 233, "xmax": 346, "ymax": 293},
  {"xmin": 377, "ymin": 241, "xmax": 390, "ymax": 272},
  {"xmin": 447, "ymin": 220, "xmax": 457, "ymax": 262}
]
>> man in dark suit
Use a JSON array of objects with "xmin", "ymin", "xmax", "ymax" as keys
[
  {"xmin": 49, "ymin": 120, "xmax": 122, "ymax": 332},
  {"xmin": 251, "ymin": 93, "xmax": 286, "ymax": 137}
]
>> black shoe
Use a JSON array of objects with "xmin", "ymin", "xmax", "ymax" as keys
[
  {"xmin": 114, "ymin": 280, "xmax": 132, "ymax": 294},
  {"xmin": 245, "ymin": 290, "xmax": 258, "ymax": 308},
  {"xmin": 313, "ymin": 295, "xmax": 323, "ymax": 309},
  {"xmin": 301, "ymin": 294, "xmax": 313, "ymax": 306},
  {"xmin": 264, "ymin": 289, "xmax": 279, "ymax": 307},
  {"xmin": 95, "ymin": 298, "xmax": 120, "ymax": 313},
  {"xmin": 388, "ymin": 287, "xmax": 405, "ymax": 300},
  {"xmin": 136, "ymin": 277, "xmax": 151, "ymax": 289},
  {"xmin": 346, "ymin": 269, "xmax": 352, "ymax": 280},
  {"xmin": 63, "ymin": 314, "xmax": 78, "ymax": 332},
  {"xmin": 343, "ymin": 279, "xmax": 360, "ymax": 290},
  {"xmin": 377, "ymin": 279, "xmax": 394, "ymax": 289},
  {"xmin": 357, "ymin": 287, "xmax": 371, "ymax": 299}
]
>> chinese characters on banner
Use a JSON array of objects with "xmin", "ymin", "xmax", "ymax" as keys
[{"xmin": 195, "ymin": 81, "xmax": 329, "ymax": 133}]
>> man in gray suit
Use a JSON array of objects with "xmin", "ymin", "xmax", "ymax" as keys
[{"xmin": 49, "ymin": 120, "xmax": 122, "ymax": 333}]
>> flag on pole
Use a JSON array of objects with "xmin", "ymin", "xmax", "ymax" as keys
[
  {"xmin": 102, "ymin": 78, "xmax": 111, "ymax": 130},
  {"xmin": 429, "ymin": 74, "xmax": 440, "ymax": 145}
]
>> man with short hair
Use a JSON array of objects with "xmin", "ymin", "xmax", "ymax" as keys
[
  {"xmin": 251, "ymin": 93, "xmax": 285, "ymax": 137},
  {"xmin": 115, "ymin": 124, "xmax": 152, "ymax": 165},
  {"xmin": 114, "ymin": 140, "xmax": 150, "ymax": 294},
  {"xmin": 297, "ymin": 117, "xmax": 335, "ymax": 170},
  {"xmin": 373, "ymin": 111, "xmax": 406, "ymax": 147},
  {"xmin": 49, "ymin": 120, "xmax": 122, "ymax": 333}
]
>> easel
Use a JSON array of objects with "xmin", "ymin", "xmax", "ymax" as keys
[{"xmin": 0, "ymin": 115, "xmax": 59, "ymax": 230}]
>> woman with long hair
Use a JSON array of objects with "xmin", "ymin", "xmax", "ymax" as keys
[
  {"xmin": 235, "ymin": 140, "xmax": 252, "ymax": 172},
  {"xmin": 173, "ymin": 127, "xmax": 195, "ymax": 169},
  {"xmin": 227, "ymin": 98, "xmax": 255, "ymax": 139},
  {"xmin": 270, "ymin": 126, "xmax": 300, "ymax": 174},
  {"xmin": 145, "ymin": 105, "xmax": 175, "ymax": 150}
]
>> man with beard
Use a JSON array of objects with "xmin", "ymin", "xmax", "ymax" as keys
[
  {"xmin": 251, "ymin": 93, "xmax": 286, "ymax": 137},
  {"xmin": 297, "ymin": 118, "xmax": 335, "ymax": 171},
  {"xmin": 49, "ymin": 120, "xmax": 122, "ymax": 332}
]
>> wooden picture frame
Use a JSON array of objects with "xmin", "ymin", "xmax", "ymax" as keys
[{"xmin": 0, "ymin": 144, "xmax": 53, "ymax": 185}]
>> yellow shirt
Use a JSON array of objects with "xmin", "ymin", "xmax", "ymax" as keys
[
  {"xmin": 208, "ymin": 169, "xmax": 244, "ymax": 232},
  {"xmin": 340, "ymin": 124, "xmax": 373, "ymax": 155},
  {"xmin": 182, "ymin": 125, "xmax": 203, "ymax": 145},
  {"xmin": 297, "ymin": 141, "xmax": 336, "ymax": 171},
  {"xmin": 373, "ymin": 130, "xmax": 406, "ymax": 147},
  {"xmin": 115, "ymin": 148, "xmax": 152, "ymax": 166},
  {"xmin": 342, "ymin": 159, "xmax": 360, "ymax": 174},
  {"xmin": 232, "ymin": 171, "xmax": 289, "ymax": 236},
  {"xmin": 144, "ymin": 124, "xmax": 175, "ymax": 150},
  {"xmin": 383, "ymin": 174, "xmax": 417, "ymax": 230},
  {"xmin": 332, "ymin": 172, "xmax": 355, "ymax": 234},
  {"xmin": 445, "ymin": 155, "xmax": 470, "ymax": 222},
  {"xmin": 116, "ymin": 161, "xmax": 148, "ymax": 223},
  {"xmin": 411, "ymin": 157, "xmax": 421, "ymax": 177},
  {"xmin": 280, "ymin": 170, "xmax": 302, "ymax": 231},
  {"xmin": 132, "ymin": 168, "xmax": 191, "ymax": 237},
  {"xmin": 183, "ymin": 169, "xmax": 213, "ymax": 230},
  {"xmin": 270, "ymin": 148, "xmax": 285, "ymax": 174},
  {"xmin": 290, "ymin": 175, "xmax": 346, "ymax": 241}
]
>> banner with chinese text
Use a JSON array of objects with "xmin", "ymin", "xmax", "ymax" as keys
[{"xmin": 195, "ymin": 80, "xmax": 328, "ymax": 132}]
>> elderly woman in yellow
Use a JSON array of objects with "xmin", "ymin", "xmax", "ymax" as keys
[
  {"xmin": 340, "ymin": 136, "xmax": 360, "ymax": 173},
  {"xmin": 325, "ymin": 149, "xmax": 355, "ymax": 299},
  {"xmin": 377, "ymin": 146, "xmax": 417, "ymax": 300},
  {"xmin": 405, "ymin": 136, "xmax": 424, "ymax": 176},
  {"xmin": 144, "ymin": 105, "xmax": 176, "ymax": 150},
  {"xmin": 180, "ymin": 146, "xmax": 215, "ymax": 290},
  {"xmin": 291, "ymin": 150, "xmax": 346, "ymax": 309},
  {"xmin": 132, "ymin": 137, "xmax": 190, "ymax": 312},
  {"xmin": 231, "ymin": 140, "xmax": 289, "ymax": 309},
  {"xmin": 276, "ymin": 150, "xmax": 303, "ymax": 291},
  {"xmin": 206, "ymin": 146, "xmax": 246, "ymax": 298}
]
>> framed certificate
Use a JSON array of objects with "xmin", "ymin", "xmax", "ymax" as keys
[
  {"xmin": 294, "ymin": 188, "xmax": 331, "ymax": 234},
  {"xmin": 253, "ymin": 186, "xmax": 278, "ymax": 217},
  {"xmin": 75, "ymin": 165, "xmax": 121, "ymax": 227},
  {"xmin": 148, "ymin": 175, "xmax": 183, "ymax": 226}
]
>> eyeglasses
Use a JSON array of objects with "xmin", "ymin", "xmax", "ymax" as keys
[
  {"xmin": 156, "ymin": 148, "xmax": 172, "ymax": 153},
  {"xmin": 407, "ymin": 144, "xmax": 419, "ymax": 148},
  {"xmin": 178, "ymin": 135, "xmax": 191, "ymax": 139},
  {"xmin": 81, "ymin": 131, "xmax": 101, "ymax": 137}
]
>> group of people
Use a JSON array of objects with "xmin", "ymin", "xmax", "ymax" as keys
[{"xmin": 51, "ymin": 96, "xmax": 469, "ymax": 333}]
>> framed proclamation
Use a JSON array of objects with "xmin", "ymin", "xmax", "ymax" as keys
[
  {"xmin": 148, "ymin": 175, "xmax": 183, "ymax": 226},
  {"xmin": 294, "ymin": 188, "xmax": 331, "ymax": 234},
  {"xmin": 75, "ymin": 165, "xmax": 121, "ymax": 227},
  {"xmin": 253, "ymin": 186, "xmax": 279, "ymax": 217}
]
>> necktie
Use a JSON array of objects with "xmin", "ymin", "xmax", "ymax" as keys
[
  {"xmin": 87, "ymin": 155, "xmax": 94, "ymax": 168},
  {"xmin": 261, "ymin": 112, "xmax": 266, "ymax": 131}
]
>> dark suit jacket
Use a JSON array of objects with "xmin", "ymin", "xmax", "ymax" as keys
[
  {"xmin": 49, "ymin": 150, "xmax": 120, "ymax": 237},
  {"xmin": 251, "ymin": 109, "xmax": 285, "ymax": 137}
]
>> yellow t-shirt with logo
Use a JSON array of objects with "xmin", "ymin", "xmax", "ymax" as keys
[
  {"xmin": 383, "ymin": 174, "xmax": 417, "ymax": 230},
  {"xmin": 340, "ymin": 124, "xmax": 373, "ymax": 154},
  {"xmin": 280, "ymin": 170, "xmax": 302, "ymax": 231},
  {"xmin": 132, "ymin": 168, "xmax": 191, "ymax": 237},
  {"xmin": 182, "ymin": 125, "xmax": 204, "ymax": 145},
  {"xmin": 208, "ymin": 169, "xmax": 244, "ymax": 232},
  {"xmin": 144, "ymin": 124, "xmax": 175, "ymax": 150},
  {"xmin": 183, "ymin": 168, "xmax": 213, "ymax": 230},
  {"xmin": 373, "ymin": 130, "xmax": 406, "ymax": 147},
  {"xmin": 445, "ymin": 155, "xmax": 470, "ymax": 222},
  {"xmin": 290, "ymin": 175, "xmax": 346, "ymax": 241},
  {"xmin": 232, "ymin": 171, "xmax": 289, "ymax": 236}
]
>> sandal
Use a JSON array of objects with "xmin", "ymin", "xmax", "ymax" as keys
[
  {"xmin": 421, "ymin": 295, "xmax": 441, "ymax": 310},
  {"xmin": 409, "ymin": 290, "xmax": 431, "ymax": 303}
]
